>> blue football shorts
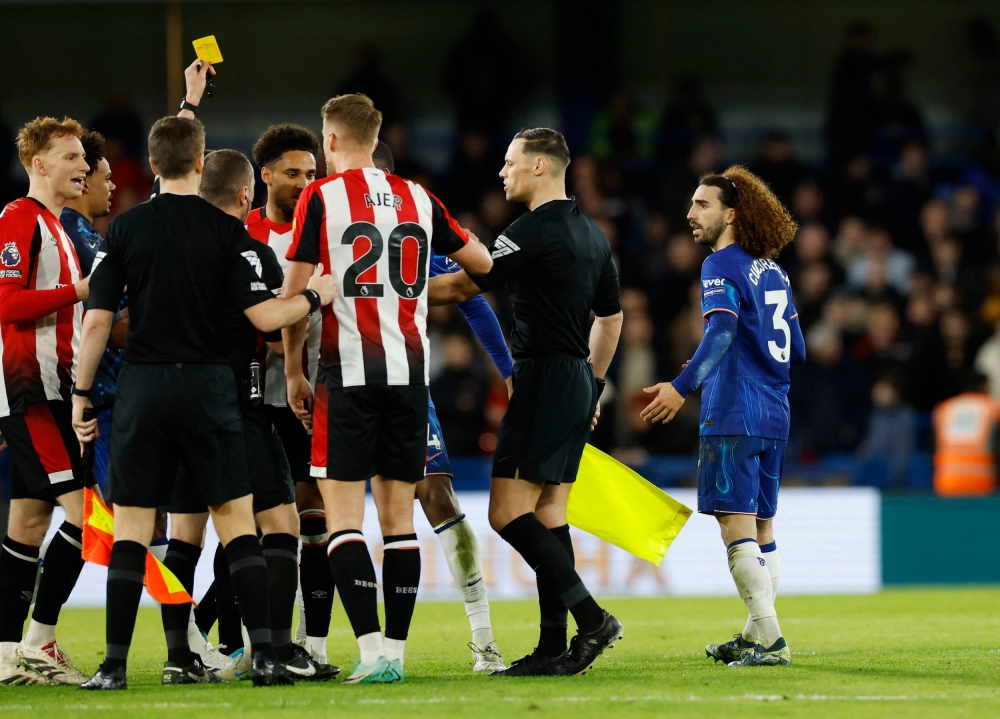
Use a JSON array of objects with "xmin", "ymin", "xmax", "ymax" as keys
[
  {"xmin": 426, "ymin": 396, "xmax": 452, "ymax": 477},
  {"xmin": 697, "ymin": 435, "xmax": 785, "ymax": 519}
]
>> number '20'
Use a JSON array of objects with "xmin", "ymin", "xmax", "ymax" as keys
[{"xmin": 341, "ymin": 221, "xmax": 429, "ymax": 299}]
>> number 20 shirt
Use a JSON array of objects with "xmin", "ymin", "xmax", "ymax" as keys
[
  {"xmin": 698, "ymin": 243, "xmax": 803, "ymax": 440},
  {"xmin": 287, "ymin": 167, "xmax": 468, "ymax": 388}
]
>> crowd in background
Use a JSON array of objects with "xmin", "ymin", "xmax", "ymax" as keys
[{"xmin": 5, "ymin": 16, "xmax": 1000, "ymax": 481}]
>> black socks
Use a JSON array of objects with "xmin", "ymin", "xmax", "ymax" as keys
[
  {"xmin": 194, "ymin": 581, "xmax": 217, "ymax": 636},
  {"xmin": 382, "ymin": 534, "xmax": 421, "ymax": 642},
  {"xmin": 161, "ymin": 539, "xmax": 201, "ymax": 664},
  {"xmin": 499, "ymin": 513, "xmax": 603, "ymax": 634},
  {"xmin": 261, "ymin": 533, "xmax": 299, "ymax": 654},
  {"xmin": 225, "ymin": 534, "xmax": 274, "ymax": 660},
  {"xmin": 213, "ymin": 543, "xmax": 243, "ymax": 653},
  {"xmin": 31, "ymin": 521, "xmax": 85, "ymax": 627},
  {"xmin": 327, "ymin": 530, "xmax": 380, "ymax": 638},
  {"xmin": 537, "ymin": 524, "xmax": 573, "ymax": 657},
  {"xmin": 299, "ymin": 510, "xmax": 334, "ymax": 638},
  {"xmin": 0, "ymin": 537, "xmax": 39, "ymax": 642},
  {"xmin": 104, "ymin": 540, "xmax": 147, "ymax": 672}
]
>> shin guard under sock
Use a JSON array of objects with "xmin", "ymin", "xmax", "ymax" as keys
[
  {"xmin": 727, "ymin": 539, "xmax": 782, "ymax": 648},
  {"xmin": 537, "ymin": 524, "xmax": 573, "ymax": 657},
  {"xmin": 213, "ymin": 543, "xmax": 243, "ymax": 653},
  {"xmin": 225, "ymin": 535, "xmax": 274, "ymax": 659},
  {"xmin": 262, "ymin": 533, "xmax": 299, "ymax": 652},
  {"xmin": 104, "ymin": 541, "xmax": 148, "ymax": 672},
  {"xmin": 499, "ymin": 513, "xmax": 603, "ymax": 633},
  {"xmin": 327, "ymin": 531, "xmax": 380, "ymax": 639},
  {"xmin": 161, "ymin": 539, "xmax": 201, "ymax": 664},
  {"xmin": 382, "ymin": 534, "xmax": 421, "ymax": 642},
  {"xmin": 30, "ymin": 522, "xmax": 84, "ymax": 628},
  {"xmin": 194, "ymin": 581, "xmax": 218, "ymax": 636},
  {"xmin": 0, "ymin": 538, "xmax": 39, "ymax": 642},
  {"xmin": 298, "ymin": 510, "xmax": 334, "ymax": 639}
]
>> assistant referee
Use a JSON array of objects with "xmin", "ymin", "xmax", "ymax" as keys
[
  {"xmin": 429, "ymin": 128, "xmax": 623, "ymax": 677},
  {"xmin": 69, "ymin": 116, "xmax": 335, "ymax": 690}
]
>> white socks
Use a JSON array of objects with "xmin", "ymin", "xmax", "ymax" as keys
[
  {"xmin": 742, "ymin": 541, "xmax": 780, "ymax": 642},
  {"xmin": 22, "ymin": 620, "xmax": 56, "ymax": 647},
  {"xmin": 727, "ymin": 539, "xmax": 782, "ymax": 649},
  {"xmin": 435, "ymin": 515, "xmax": 494, "ymax": 646},
  {"xmin": 384, "ymin": 637, "xmax": 405, "ymax": 667},
  {"xmin": 357, "ymin": 631, "xmax": 384, "ymax": 667}
]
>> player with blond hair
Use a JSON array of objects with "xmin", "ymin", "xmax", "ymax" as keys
[{"xmin": 640, "ymin": 166, "xmax": 803, "ymax": 667}]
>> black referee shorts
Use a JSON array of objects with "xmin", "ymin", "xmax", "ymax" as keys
[
  {"xmin": 265, "ymin": 404, "xmax": 313, "ymax": 484},
  {"xmin": 0, "ymin": 399, "xmax": 84, "ymax": 502},
  {"xmin": 171, "ymin": 402, "xmax": 295, "ymax": 515},
  {"xmin": 105, "ymin": 362, "xmax": 252, "ymax": 509},
  {"xmin": 493, "ymin": 356, "xmax": 598, "ymax": 485},
  {"xmin": 311, "ymin": 383, "xmax": 428, "ymax": 483}
]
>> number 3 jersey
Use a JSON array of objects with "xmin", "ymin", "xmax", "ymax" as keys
[
  {"xmin": 287, "ymin": 167, "xmax": 468, "ymax": 388},
  {"xmin": 698, "ymin": 243, "xmax": 804, "ymax": 440}
]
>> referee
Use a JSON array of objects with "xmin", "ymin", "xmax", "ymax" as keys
[
  {"xmin": 70, "ymin": 116, "xmax": 335, "ymax": 690},
  {"xmin": 429, "ymin": 128, "xmax": 623, "ymax": 676}
]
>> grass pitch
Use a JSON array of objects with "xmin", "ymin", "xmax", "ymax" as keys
[{"xmin": 1, "ymin": 588, "xmax": 998, "ymax": 718}]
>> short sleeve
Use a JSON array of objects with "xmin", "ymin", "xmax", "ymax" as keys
[
  {"xmin": 470, "ymin": 216, "xmax": 535, "ymax": 292},
  {"xmin": 89, "ymin": 219, "xmax": 127, "ymax": 311},
  {"xmin": 593, "ymin": 253, "xmax": 622, "ymax": 317},
  {"xmin": 700, "ymin": 254, "xmax": 741, "ymax": 318},
  {"xmin": 228, "ymin": 232, "xmax": 278, "ymax": 310},
  {"xmin": 0, "ymin": 209, "xmax": 37, "ymax": 287},
  {"xmin": 259, "ymin": 243, "xmax": 285, "ymax": 296},
  {"xmin": 427, "ymin": 190, "xmax": 468, "ymax": 255},
  {"xmin": 286, "ymin": 183, "xmax": 325, "ymax": 265}
]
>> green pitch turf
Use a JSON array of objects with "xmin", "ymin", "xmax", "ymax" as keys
[{"xmin": 1, "ymin": 588, "xmax": 998, "ymax": 718}]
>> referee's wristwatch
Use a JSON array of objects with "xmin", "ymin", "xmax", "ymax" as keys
[
  {"xmin": 71, "ymin": 384, "xmax": 92, "ymax": 399},
  {"xmin": 179, "ymin": 98, "xmax": 198, "ymax": 115}
]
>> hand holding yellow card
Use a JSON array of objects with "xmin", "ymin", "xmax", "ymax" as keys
[{"xmin": 192, "ymin": 35, "xmax": 223, "ymax": 64}]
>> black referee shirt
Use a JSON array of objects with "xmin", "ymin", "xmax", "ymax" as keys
[
  {"xmin": 89, "ymin": 194, "xmax": 274, "ymax": 363},
  {"xmin": 224, "ymin": 238, "xmax": 284, "ymax": 383},
  {"xmin": 472, "ymin": 199, "xmax": 621, "ymax": 360}
]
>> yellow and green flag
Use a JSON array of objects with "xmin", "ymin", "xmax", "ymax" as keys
[{"xmin": 567, "ymin": 445, "xmax": 691, "ymax": 566}]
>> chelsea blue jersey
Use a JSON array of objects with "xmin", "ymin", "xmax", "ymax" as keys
[{"xmin": 698, "ymin": 243, "xmax": 800, "ymax": 440}]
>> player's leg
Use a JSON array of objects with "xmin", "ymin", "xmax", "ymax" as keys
[
  {"xmin": 0, "ymin": 497, "xmax": 51, "ymax": 685},
  {"xmin": 740, "ymin": 518, "xmax": 779, "ymax": 643},
  {"xmin": 295, "ymin": 482, "xmax": 334, "ymax": 660},
  {"xmin": 315, "ymin": 384, "xmax": 395, "ymax": 684},
  {"xmin": 706, "ymin": 437, "xmax": 789, "ymax": 667},
  {"xmin": 80, "ymin": 505, "xmax": 156, "ymax": 690},
  {"xmin": 3, "ymin": 401, "xmax": 87, "ymax": 685},
  {"xmin": 533, "ymin": 482, "xmax": 574, "ymax": 660},
  {"xmin": 419, "ymin": 401, "xmax": 503, "ymax": 672},
  {"xmin": 160, "ymin": 511, "xmax": 213, "ymax": 684},
  {"xmin": 490, "ymin": 358, "xmax": 620, "ymax": 677}
]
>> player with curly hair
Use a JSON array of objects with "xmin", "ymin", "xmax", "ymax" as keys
[{"xmin": 640, "ymin": 165, "xmax": 803, "ymax": 667}]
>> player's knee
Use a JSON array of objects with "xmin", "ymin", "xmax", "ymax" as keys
[{"xmin": 421, "ymin": 478, "xmax": 461, "ymax": 526}]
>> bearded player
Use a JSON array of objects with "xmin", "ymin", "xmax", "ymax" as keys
[{"xmin": 640, "ymin": 166, "xmax": 802, "ymax": 667}]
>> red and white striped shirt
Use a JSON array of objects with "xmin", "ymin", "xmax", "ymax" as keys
[
  {"xmin": 245, "ymin": 206, "xmax": 321, "ymax": 404},
  {"xmin": 0, "ymin": 198, "xmax": 83, "ymax": 417},
  {"xmin": 287, "ymin": 168, "xmax": 468, "ymax": 388}
]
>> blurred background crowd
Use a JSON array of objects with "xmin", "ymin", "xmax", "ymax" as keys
[{"xmin": 5, "ymin": 2, "xmax": 1000, "ymax": 492}]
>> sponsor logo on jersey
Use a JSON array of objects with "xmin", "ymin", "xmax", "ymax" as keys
[
  {"xmin": 242, "ymin": 250, "xmax": 263, "ymax": 277},
  {"xmin": 491, "ymin": 235, "xmax": 520, "ymax": 258},
  {"xmin": 1, "ymin": 242, "xmax": 21, "ymax": 267}
]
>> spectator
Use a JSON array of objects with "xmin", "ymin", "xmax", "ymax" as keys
[
  {"xmin": 381, "ymin": 122, "xmax": 432, "ymax": 188},
  {"xmin": 656, "ymin": 77, "xmax": 718, "ymax": 166},
  {"xmin": 789, "ymin": 322, "xmax": 870, "ymax": 458},
  {"xmin": 336, "ymin": 45, "xmax": 401, "ymax": 123},
  {"xmin": 882, "ymin": 142, "xmax": 934, "ymax": 255},
  {"xmin": 660, "ymin": 135, "xmax": 722, "ymax": 232},
  {"xmin": 429, "ymin": 333, "xmax": 489, "ymax": 456},
  {"xmin": 932, "ymin": 373, "xmax": 1000, "ymax": 496},
  {"xmin": 443, "ymin": 8, "xmax": 529, "ymax": 136},
  {"xmin": 442, "ymin": 132, "xmax": 502, "ymax": 215},
  {"xmin": 752, "ymin": 130, "xmax": 807, "ymax": 205},
  {"xmin": 856, "ymin": 373, "xmax": 917, "ymax": 487},
  {"xmin": 588, "ymin": 91, "xmax": 656, "ymax": 164}
]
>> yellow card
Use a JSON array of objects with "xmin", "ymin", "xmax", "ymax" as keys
[{"xmin": 192, "ymin": 35, "xmax": 223, "ymax": 64}]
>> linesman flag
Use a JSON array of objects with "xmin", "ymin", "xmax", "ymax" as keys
[
  {"xmin": 82, "ymin": 487, "xmax": 194, "ymax": 605},
  {"xmin": 567, "ymin": 445, "xmax": 691, "ymax": 566}
]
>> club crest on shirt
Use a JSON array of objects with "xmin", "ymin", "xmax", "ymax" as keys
[{"xmin": 1, "ymin": 242, "xmax": 20, "ymax": 267}]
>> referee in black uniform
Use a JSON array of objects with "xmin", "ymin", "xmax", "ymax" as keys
[
  {"xmin": 429, "ymin": 128, "xmax": 623, "ymax": 677},
  {"xmin": 70, "ymin": 116, "xmax": 335, "ymax": 690}
]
